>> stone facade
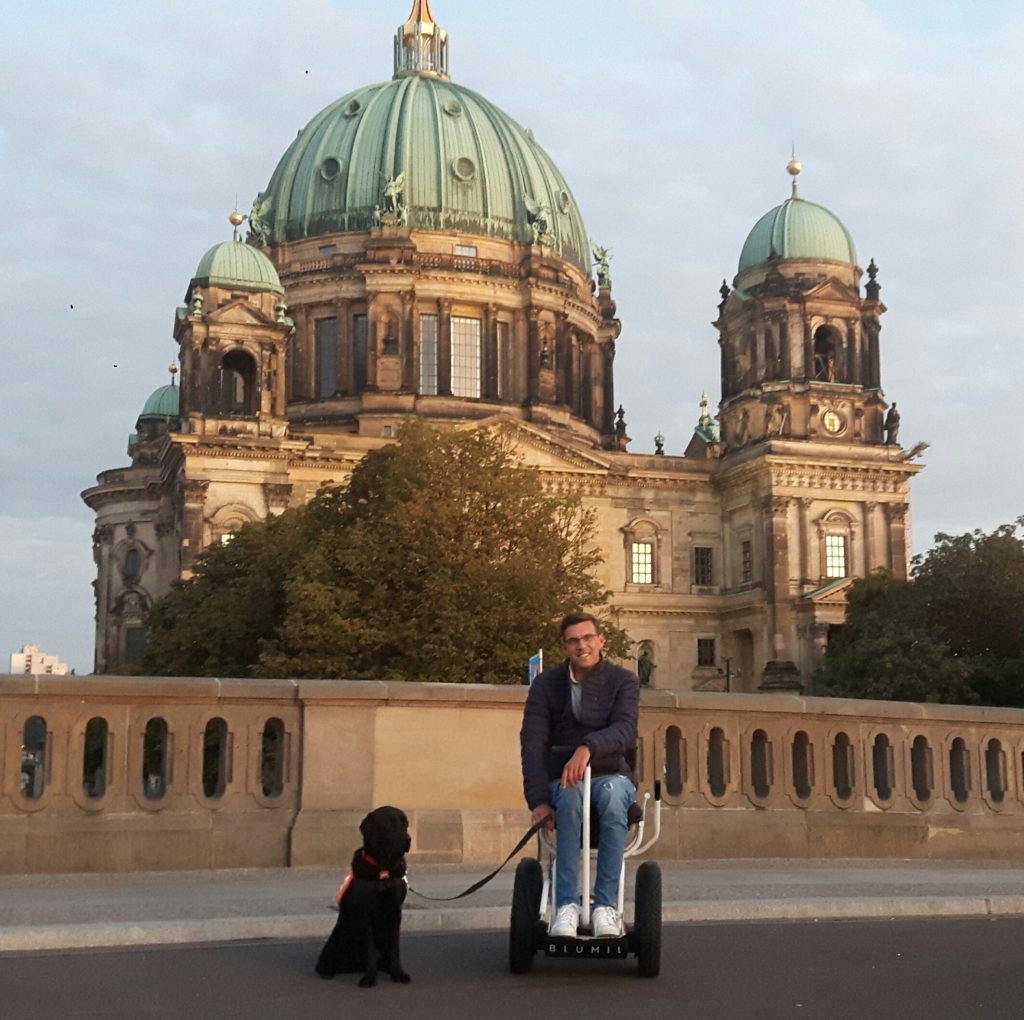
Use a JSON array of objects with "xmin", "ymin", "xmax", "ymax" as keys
[{"xmin": 4, "ymin": 676, "xmax": 1024, "ymax": 874}]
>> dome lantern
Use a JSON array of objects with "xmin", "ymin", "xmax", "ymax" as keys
[{"xmin": 394, "ymin": 0, "xmax": 449, "ymax": 80}]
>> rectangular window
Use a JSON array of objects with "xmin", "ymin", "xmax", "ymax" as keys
[
  {"xmin": 352, "ymin": 314, "xmax": 368, "ymax": 391},
  {"xmin": 125, "ymin": 626, "xmax": 148, "ymax": 666},
  {"xmin": 315, "ymin": 317, "xmax": 338, "ymax": 398},
  {"xmin": 496, "ymin": 320, "xmax": 512, "ymax": 399},
  {"xmin": 694, "ymin": 546, "xmax": 713, "ymax": 586},
  {"xmin": 454, "ymin": 244, "xmax": 478, "ymax": 258},
  {"xmin": 420, "ymin": 314, "xmax": 438, "ymax": 395},
  {"xmin": 631, "ymin": 542, "xmax": 654, "ymax": 584},
  {"xmin": 825, "ymin": 534, "xmax": 848, "ymax": 578},
  {"xmin": 697, "ymin": 637, "xmax": 716, "ymax": 668},
  {"xmin": 451, "ymin": 316, "xmax": 481, "ymax": 398},
  {"xmin": 741, "ymin": 540, "xmax": 753, "ymax": 584},
  {"xmin": 318, "ymin": 244, "xmax": 337, "ymax": 257}
]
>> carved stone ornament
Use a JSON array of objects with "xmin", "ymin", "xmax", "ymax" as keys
[
  {"xmin": 182, "ymin": 479, "xmax": 210, "ymax": 503},
  {"xmin": 263, "ymin": 482, "xmax": 293, "ymax": 510}
]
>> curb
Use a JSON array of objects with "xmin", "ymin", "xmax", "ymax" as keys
[{"xmin": 5, "ymin": 896, "xmax": 1024, "ymax": 953}]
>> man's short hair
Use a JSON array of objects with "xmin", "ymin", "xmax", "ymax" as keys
[{"xmin": 559, "ymin": 611, "xmax": 602, "ymax": 638}]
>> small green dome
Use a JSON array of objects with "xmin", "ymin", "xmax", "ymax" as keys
[
  {"xmin": 255, "ymin": 75, "xmax": 591, "ymax": 271},
  {"xmin": 139, "ymin": 384, "xmax": 180, "ymax": 420},
  {"xmin": 738, "ymin": 197, "xmax": 857, "ymax": 273},
  {"xmin": 192, "ymin": 240, "xmax": 284, "ymax": 295}
]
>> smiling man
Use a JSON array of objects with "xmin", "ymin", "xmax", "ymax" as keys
[{"xmin": 520, "ymin": 612, "xmax": 640, "ymax": 938}]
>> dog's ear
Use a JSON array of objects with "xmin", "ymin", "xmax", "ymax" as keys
[{"xmin": 359, "ymin": 811, "xmax": 375, "ymax": 844}]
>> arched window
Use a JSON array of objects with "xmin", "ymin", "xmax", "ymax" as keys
[
  {"xmin": 123, "ymin": 548, "xmax": 142, "ymax": 582},
  {"xmin": 812, "ymin": 325, "xmax": 840, "ymax": 382},
  {"xmin": 872, "ymin": 734, "xmax": 894, "ymax": 802},
  {"xmin": 83, "ymin": 717, "xmax": 108, "ymax": 799},
  {"xmin": 750, "ymin": 730, "xmax": 773, "ymax": 799},
  {"xmin": 791, "ymin": 731, "xmax": 814, "ymax": 800},
  {"xmin": 220, "ymin": 350, "xmax": 257, "ymax": 416},
  {"xmin": 832, "ymin": 732, "xmax": 854, "ymax": 801},
  {"xmin": 949, "ymin": 737, "xmax": 970, "ymax": 804},
  {"xmin": 261, "ymin": 718, "xmax": 286, "ymax": 798},
  {"xmin": 817, "ymin": 511, "xmax": 856, "ymax": 581},
  {"xmin": 143, "ymin": 717, "xmax": 169, "ymax": 800},
  {"xmin": 664, "ymin": 725, "xmax": 685, "ymax": 797},
  {"xmin": 707, "ymin": 727, "xmax": 729, "ymax": 798},
  {"xmin": 203, "ymin": 717, "xmax": 230, "ymax": 799},
  {"xmin": 911, "ymin": 735, "xmax": 933, "ymax": 803},
  {"xmin": 985, "ymin": 739, "xmax": 1006, "ymax": 804},
  {"xmin": 21, "ymin": 716, "xmax": 47, "ymax": 800}
]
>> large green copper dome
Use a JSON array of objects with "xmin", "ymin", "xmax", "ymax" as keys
[
  {"xmin": 253, "ymin": 9, "xmax": 591, "ymax": 272},
  {"xmin": 192, "ymin": 240, "xmax": 284, "ymax": 295},
  {"xmin": 739, "ymin": 196, "xmax": 857, "ymax": 273}
]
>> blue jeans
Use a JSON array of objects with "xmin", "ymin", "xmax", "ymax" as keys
[{"xmin": 549, "ymin": 774, "xmax": 636, "ymax": 909}]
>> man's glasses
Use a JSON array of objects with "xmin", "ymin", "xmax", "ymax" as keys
[{"xmin": 563, "ymin": 633, "xmax": 600, "ymax": 648}]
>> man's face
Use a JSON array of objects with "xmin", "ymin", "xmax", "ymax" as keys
[{"xmin": 562, "ymin": 621, "xmax": 605, "ymax": 672}]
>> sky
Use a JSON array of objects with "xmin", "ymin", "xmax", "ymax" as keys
[{"xmin": 2, "ymin": 0, "xmax": 1023, "ymax": 674}]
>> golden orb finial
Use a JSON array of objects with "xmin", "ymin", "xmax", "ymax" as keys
[
  {"xmin": 787, "ymin": 147, "xmax": 802, "ymax": 198},
  {"xmin": 229, "ymin": 209, "xmax": 247, "ymax": 241},
  {"xmin": 168, "ymin": 363, "xmax": 179, "ymax": 385}
]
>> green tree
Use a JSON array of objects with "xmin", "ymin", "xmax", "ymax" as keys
[
  {"xmin": 142, "ymin": 421, "xmax": 626, "ymax": 682},
  {"xmin": 817, "ymin": 519, "xmax": 1024, "ymax": 706}
]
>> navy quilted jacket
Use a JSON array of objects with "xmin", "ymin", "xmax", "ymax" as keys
[{"xmin": 520, "ymin": 657, "xmax": 640, "ymax": 810}]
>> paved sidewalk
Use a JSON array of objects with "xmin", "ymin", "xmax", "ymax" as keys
[{"xmin": 4, "ymin": 859, "xmax": 1024, "ymax": 953}]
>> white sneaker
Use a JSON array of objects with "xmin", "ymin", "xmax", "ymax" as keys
[
  {"xmin": 549, "ymin": 903, "xmax": 580, "ymax": 937},
  {"xmin": 591, "ymin": 905, "xmax": 622, "ymax": 937}
]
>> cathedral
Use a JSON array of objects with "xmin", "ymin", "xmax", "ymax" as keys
[{"xmin": 82, "ymin": 1, "xmax": 921, "ymax": 690}]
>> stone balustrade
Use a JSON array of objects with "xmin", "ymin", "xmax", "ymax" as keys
[{"xmin": 3, "ymin": 675, "xmax": 1024, "ymax": 874}]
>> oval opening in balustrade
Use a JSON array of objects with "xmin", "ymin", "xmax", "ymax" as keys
[
  {"xmin": 143, "ymin": 717, "xmax": 169, "ymax": 800},
  {"xmin": 985, "ymin": 739, "xmax": 1006, "ymax": 804},
  {"xmin": 203, "ymin": 717, "xmax": 230, "ymax": 799},
  {"xmin": 872, "ymin": 734, "xmax": 894, "ymax": 802},
  {"xmin": 911, "ymin": 735, "xmax": 933, "ymax": 803},
  {"xmin": 664, "ymin": 725, "xmax": 685, "ymax": 797},
  {"xmin": 751, "ymin": 729, "xmax": 772, "ymax": 799},
  {"xmin": 949, "ymin": 737, "xmax": 970, "ymax": 804},
  {"xmin": 83, "ymin": 717, "xmax": 108, "ymax": 799},
  {"xmin": 21, "ymin": 715, "xmax": 47, "ymax": 800},
  {"xmin": 791, "ymin": 731, "xmax": 813, "ymax": 800},
  {"xmin": 831, "ymin": 732, "xmax": 854, "ymax": 801},
  {"xmin": 261, "ymin": 718, "xmax": 286, "ymax": 798},
  {"xmin": 707, "ymin": 727, "xmax": 728, "ymax": 798}
]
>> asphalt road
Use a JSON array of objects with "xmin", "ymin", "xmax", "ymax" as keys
[{"xmin": 6, "ymin": 918, "xmax": 1024, "ymax": 1019}]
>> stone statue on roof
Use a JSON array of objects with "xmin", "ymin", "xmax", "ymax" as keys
[
  {"xmin": 591, "ymin": 242, "xmax": 613, "ymax": 288},
  {"xmin": 247, "ymin": 193, "xmax": 271, "ymax": 247}
]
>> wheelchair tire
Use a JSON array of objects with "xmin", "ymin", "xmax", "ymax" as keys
[
  {"xmin": 634, "ymin": 860, "xmax": 662, "ymax": 978},
  {"xmin": 509, "ymin": 857, "xmax": 543, "ymax": 974}
]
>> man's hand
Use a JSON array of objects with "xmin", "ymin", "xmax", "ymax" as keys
[
  {"xmin": 531, "ymin": 804, "xmax": 555, "ymax": 830},
  {"xmin": 560, "ymin": 745, "xmax": 592, "ymax": 788}
]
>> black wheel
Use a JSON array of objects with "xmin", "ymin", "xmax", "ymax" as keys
[
  {"xmin": 509, "ymin": 857, "xmax": 543, "ymax": 974},
  {"xmin": 634, "ymin": 860, "xmax": 662, "ymax": 978}
]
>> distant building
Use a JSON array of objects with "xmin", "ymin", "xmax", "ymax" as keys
[{"xmin": 10, "ymin": 645, "xmax": 69, "ymax": 676}]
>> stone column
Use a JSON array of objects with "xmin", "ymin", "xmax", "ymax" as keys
[
  {"xmin": 483, "ymin": 303, "xmax": 499, "ymax": 400},
  {"xmin": 180, "ymin": 479, "xmax": 210, "ymax": 574},
  {"xmin": 799, "ymin": 498, "xmax": 813, "ymax": 585},
  {"xmin": 336, "ymin": 299, "xmax": 352, "ymax": 395},
  {"xmin": 526, "ymin": 308, "xmax": 541, "ymax": 403},
  {"xmin": 401, "ymin": 290, "xmax": 415, "ymax": 391},
  {"xmin": 601, "ymin": 341, "xmax": 615, "ymax": 436},
  {"xmin": 438, "ymin": 299, "xmax": 452, "ymax": 396},
  {"xmin": 864, "ymin": 501, "xmax": 877, "ymax": 572},
  {"xmin": 555, "ymin": 313, "xmax": 569, "ymax": 405},
  {"xmin": 885, "ymin": 503, "xmax": 910, "ymax": 580},
  {"xmin": 365, "ymin": 296, "xmax": 379, "ymax": 391}
]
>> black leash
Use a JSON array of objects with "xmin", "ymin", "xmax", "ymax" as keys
[{"xmin": 407, "ymin": 819, "xmax": 548, "ymax": 902}]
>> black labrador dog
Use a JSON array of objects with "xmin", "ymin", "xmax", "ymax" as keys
[{"xmin": 315, "ymin": 806, "xmax": 412, "ymax": 988}]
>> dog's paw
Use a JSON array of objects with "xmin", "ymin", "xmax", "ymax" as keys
[
  {"xmin": 358, "ymin": 974, "xmax": 378, "ymax": 988},
  {"xmin": 391, "ymin": 970, "xmax": 411, "ymax": 984}
]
